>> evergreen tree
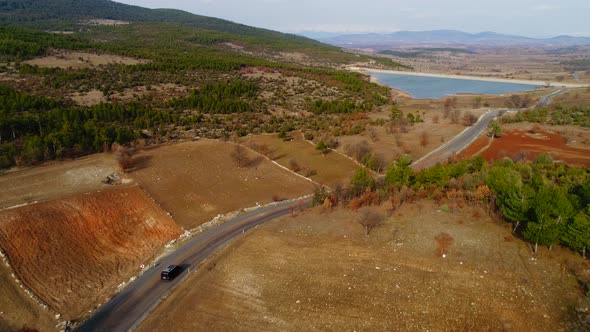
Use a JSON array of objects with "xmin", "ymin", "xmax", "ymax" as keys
[
  {"xmin": 350, "ymin": 168, "xmax": 375, "ymax": 197},
  {"xmin": 384, "ymin": 155, "xmax": 413, "ymax": 187}
]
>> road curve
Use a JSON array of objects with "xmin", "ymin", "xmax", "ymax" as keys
[
  {"xmin": 535, "ymin": 89, "xmax": 568, "ymax": 108},
  {"xmin": 411, "ymin": 89, "xmax": 568, "ymax": 170},
  {"xmin": 77, "ymin": 197, "xmax": 311, "ymax": 332},
  {"xmin": 411, "ymin": 110, "xmax": 503, "ymax": 171}
]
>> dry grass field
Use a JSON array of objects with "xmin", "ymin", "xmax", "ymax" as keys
[
  {"xmin": 128, "ymin": 139, "xmax": 317, "ymax": 229},
  {"xmin": 0, "ymin": 186, "xmax": 182, "ymax": 321},
  {"xmin": 139, "ymin": 202, "xmax": 588, "ymax": 331},
  {"xmin": 337, "ymin": 112, "xmax": 467, "ymax": 165},
  {"xmin": 240, "ymin": 132, "xmax": 360, "ymax": 187},
  {"xmin": 0, "ymin": 153, "xmax": 125, "ymax": 210},
  {"xmin": 24, "ymin": 51, "xmax": 146, "ymax": 69},
  {"xmin": 552, "ymin": 87, "xmax": 590, "ymax": 106},
  {"xmin": 395, "ymin": 89, "xmax": 550, "ymax": 112}
]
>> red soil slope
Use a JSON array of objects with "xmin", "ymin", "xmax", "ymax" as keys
[
  {"xmin": 0, "ymin": 186, "xmax": 182, "ymax": 321},
  {"xmin": 463, "ymin": 130, "xmax": 590, "ymax": 166}
]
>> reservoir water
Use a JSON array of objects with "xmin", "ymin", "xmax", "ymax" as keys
[{"xmin": 372, "ymin": 72, "xmax": 540, "ymax": 99}]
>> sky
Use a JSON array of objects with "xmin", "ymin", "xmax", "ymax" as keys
[{"xmin": 116, "ymin": 0, "xmax": 590, "ymax": 37}]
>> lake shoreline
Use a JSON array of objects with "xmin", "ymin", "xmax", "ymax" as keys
[
  {"xmin": 350, "ymin": 67, "xmax": 588, "ymax": 88},
  {"xmin": 369, "ymin": 75, "xmax": 413, "ymax": 98}
]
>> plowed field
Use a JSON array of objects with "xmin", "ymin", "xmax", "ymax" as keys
[{"xmin": 0, "ymin": 186, "xmax": 182, "ymax": 321}]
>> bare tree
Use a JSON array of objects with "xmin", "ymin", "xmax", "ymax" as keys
[
  {"xmin": 112, "ymin": 143, "xmax": 134, "ymax": 172},
  {"xmin": 473, "ymin": 96, "xmax": 483, "ymax": 108},
  {"xmin": 449, "ymin": 109, "xmax": 462, "ymax": 124},
  {"xmin": 344, "ymin": 141, "xmax": 372, "ymax": 162},
  {"xmin": 358, "ymin": 208, "xmax": 385, "ymax": 236},
  {"xmin": 394, "ymin": 133, "xmax": 403, "ymax": 147},
  {"xmin": 434, "ymin": 232, "xmax": 454, "ymax": 257},
  {"xmin": 443, "ymin": 97, "xmax": 457, "ymax": 118},
  {"xmin": 230, "ymin": 144, "xmax": 249, "ymax": 168},
  {"xmin": 367, "ymin": 127, "xmax": 379, "ymax": 142},
  {"xmin": 462, "ymin": 112, "xmax": 478, "ymax": 126},
  {"xmin": 420, "ymin": 131, "xmax": 430, "ymax": 147},
  {"xmin": 288, "ymin": 159, "xmax": 301, "ymax": 172}
]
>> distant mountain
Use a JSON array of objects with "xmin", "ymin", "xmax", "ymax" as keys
[
  {"xmin": 318, "ymin": 30, "xmax": 590, "ymax": 48},
  {"xmin": 0, "ymin": 0, "xmax": 411, "ymax": 69}
]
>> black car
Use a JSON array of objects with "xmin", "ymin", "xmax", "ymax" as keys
[{"xmin": 161, "ymin": 265, "xmax": 182, "ymax": 280}]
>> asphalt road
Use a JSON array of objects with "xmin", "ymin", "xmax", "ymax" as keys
[
  {"xmin": 411, "ymin": 110, "xmax": 503, "ymax": 171},
  {"xmin": 77, "ymin": 197, "xmax": 310, "ymax": 332},
  {"xmin": 411, "ymin": 89, "xmax": 568, "ymax": 170},
  {"xmin": 535, "ymin": 89, "xmax": 568, "ymax": 108}
]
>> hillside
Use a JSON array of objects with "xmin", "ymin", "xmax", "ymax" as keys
[
  {"xmin": 1, "ymin": 0, "xmax": 307, "ymax": 38},
  {"xmin": 0, "ymin": 186, "xmax": 182, "ymax": 321},
  {"xmin": 0, "ymin": 0, "xmax": 385, "ymax": 63}
]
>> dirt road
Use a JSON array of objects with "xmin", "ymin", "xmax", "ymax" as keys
[{"xmin": 77, "ymin": 197, "xmax": 310, "ymax": 332}]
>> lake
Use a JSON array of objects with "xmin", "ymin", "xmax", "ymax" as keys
[{"xmin": 371, "ymin": 72, "xmax": 540, "ymax": 99}]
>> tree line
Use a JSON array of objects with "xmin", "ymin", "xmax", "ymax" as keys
[
  {"xmin": 315, "ymin": 154, "xmax": 590, "ymax": 257},
  {"xmin": 0, "ymin": 26, "xmax": 90, "ymax": 61},
  {"xmin": 501, "ymin": 105, "xmax": 590, "ymax": 128},
  {"xmin": 0, "ymin": 85, "xmax": 183, "ymax": 168}
]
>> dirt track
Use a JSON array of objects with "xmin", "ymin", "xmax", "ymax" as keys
[{"xmin": 0, "ymin": 186, "xmax": 182, "ymax": 321}]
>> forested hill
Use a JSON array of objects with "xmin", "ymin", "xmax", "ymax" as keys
[{"xmin": 0, "ymin": 0, "xmax": 327, "ymax": 48}]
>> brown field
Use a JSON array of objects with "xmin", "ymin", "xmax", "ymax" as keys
[
  {"xmin": 0, "ymin": 264, "xmax": 55, "ymax": 332},
  {"xmin": 552, "ymin": 87, "xmax": 590, "ymax": 106},
  {"xmin": 70, "ymin": 84, "xmax": 189, "ymax": 106},
  {"xmin": 69, "ymin": 89, "xmax": 106, "ymax": 106},
  {"xmin": 477, "ymin": 127, "xmax": 590, "ymax": 166},
  {"xmin": 339, "ymin": 109, "xmax": 469, "ymax": 165},
  {"xmin": 240, "ymin": 132, "xmax": 360, "ymax": 187},
  {"xmin": 0, "ymin": 186, "xmax": 182, "ymax": 321},
  {"xmin": 129, "ymin": 139, "xmax": 316, "ymax": 229},
  {"xmin": 396, "ymin": 89, "xmax": 549, "ymax": 112},
  {"xmin": 0, "ymin": 153, "xmax": 125, "ymax": 210},
  {"xmin": 24, "ymin": 51, "xmax": 146, "ymax": 69},
  {"xmin": 139, "ymin": 202, "xmax": 587, "ymax": 331},
  {"xmin": 110, "ymin": 83, "xmax": 188, "ymax": 103}
]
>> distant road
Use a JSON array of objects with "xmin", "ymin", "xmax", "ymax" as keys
[
  {"xmin": 77, "ymin": 197, "xmax": 310, "ymax": 332},
  {"xmin": 535, "ymin": 89, "xmax": 568, "ymax": 108},
  {"xmin": 411, "ymin": 89, "xmax": 568, "ymax": 170},
  {"xmin": 411, "ymin": 110, "xmax": 502, "ymax": 170}
]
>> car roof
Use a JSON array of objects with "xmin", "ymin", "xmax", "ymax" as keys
[{"xmin": 162, "ymin": 265, "xmax": 177, "ymax": 273}]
